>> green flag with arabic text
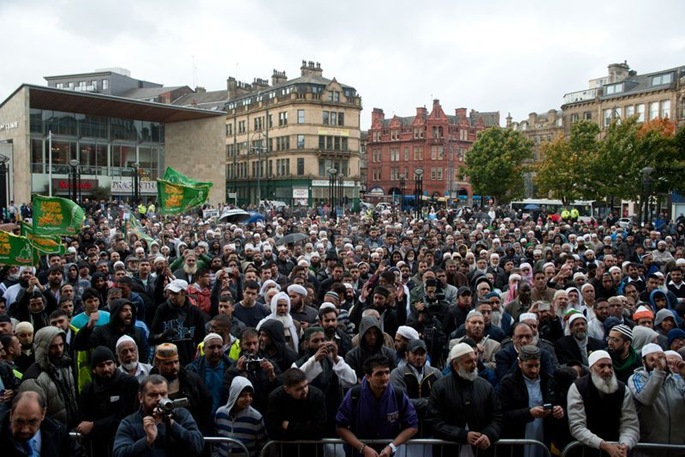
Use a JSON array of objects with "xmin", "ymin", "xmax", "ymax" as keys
[
  {"xmin": 21, "ymin": 223, "xmax": 65, "ymax": 255},
  {"xmin": 0, "ymin": 231, "xmax": 39, "ymax": 266},
  {"xmin": 163, "ymin": 167, "xmax": 213, "ymax": 189},
  {"xmin": 32, "ymin": 195, "xmax": 85, "ymax": 236},
  {"xmin": 157, "ymin": 179, "xmax": 210, "ymax": 215}
]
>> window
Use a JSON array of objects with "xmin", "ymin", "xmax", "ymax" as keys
[
  {"xmin": 56, "ymin": 83, "xmax": 64, "ymax": 89},
  {"xmin": 652, "ymin": 73, "xmax": 673, "ymax": 86},
  {"xmin": 391, "ymin": 129, "xmax": 399, "ymax": 140},
  {"xmin": 102, "ymin": 79, "xmax": 109, "ymax": 90},
  {"xmin": 431, "ymin": 167, "xmax": 443, "ymax": 180},
  {"xmin": 276, "ymin": 136, "xmax": 290, "ymax": 151},
  {"xmin": 625, "ymin": 105, "xmax": 634, "ymax": 118},
  {"xmin": 649, "ymin": 102, "xmax": 659, "ymax": 120},
  {"xmin": 404, "ymin": 147, "xmax": 409, "ymax": 161},
  {"xmin": 279, "ymin": 111, "xmax": 288, "ymax": 126},
  {"xmin": 226, "ymin": 123, "xmax": 233, "ymax": 136},
  {"xmin": 431, "ymin": 146, "xmax": 443, "ymax": 160},
  {"xmin": 277, "ymin": 159, "xmax": 290, "ymax": 176},
  {"xmin": 322, "ymin": 111, "xmax": 329, "ymax": 125},
  {"xmin": 661, "ymin": 100, "xmax": 671, "ymax": 118},
  {"xmin": 603, "ymin": 109, "xmax": 612, "ymax": 127},
  {"xmin": 297, "ymin": 134, "xmax": 305, "ymax": 149},
  {"xmin": 238, "ymin": 120, "xmax": 246, "ymax": 134},
  {"xmin": 297, "ymin": 158, "xmax": 305, "ymax": 175},
  {"xmin": 390, "ymin": 148, "xmax": 399, "ymax": 162},
  {"xmin": 636, "ymin": 104, "xmax": 645, "ymax": 122},
  {"xmin": 583, "ymin": 112, "xmax": 592, "ymax": 120},
  {"xmin": 330, "ymin": 112, "xmax": 337, "ymax": 126},
  {"xmin": 414, "ymin": 146, "xmax": 423, "ymax": 161},
  {"xmin": 254, "ymin": 117, "xmax": 263, "ymax": 131},
  {"xmin": 372, "ymin": 169, "xmax": 382, "ymax": 181},
  {"xmin": 390, "ymin": 168, "xmax": 399, "ymax": 180},
  {"xmin": 297, "ymin": 109, "xmax": 305, "ymax": 124},
  {"xmin": 372, "ymin": 149, "xmax": 381, "ymax": 163},
  {"xmin": 328, "ymin": 91, "xmax": 340, "ymax": 102},
  {"xmin": 338, "ymin": 112, "xmax": 345, "ymax": 126},
  {"xmin": 605, "ymin": 83, "xmax": 623, "ymax": 95},
  {"xmin": 571, "ymin": 113, "xmax": 579, "ymax": 123},
  {"xmin": 267, "ymin": 114, "xmax": 273, "ymax": 128}
]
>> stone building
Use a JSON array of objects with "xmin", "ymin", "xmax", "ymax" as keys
[{"xmin": 365, "ymin": 99, "xmax": 498, "ymax": 205}]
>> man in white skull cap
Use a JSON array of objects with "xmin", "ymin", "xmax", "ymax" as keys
[{"xmin": 567, "ymin": 350, "xmax": 639, "ymax": 457}]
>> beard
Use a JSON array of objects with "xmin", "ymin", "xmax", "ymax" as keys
[
  {"xmin": 591, "ymin": 371, "xmax": 619, "ymax": 395},
  {"xmin": 457, "ymin": 365, "xmax": 478, "ymax": 382},
  {"xmin": 183, "ymin": 263, "xmax": 198, "ymax": 275},
  {"xmin": 121, "ymin": 361, "xmax": 138, "ymax": 372},
  {"xmin": 573, "ymin": 331, "xmax": 587, "ymax": 341},
  {"xmin": 531, "ymin": 335, "xmax": 540, "ymax": 346},
  {"xmin": 491, "ymin": 309, "xmax": 502, "ymax": 327}
]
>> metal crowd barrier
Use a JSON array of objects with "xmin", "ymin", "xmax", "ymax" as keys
[
  {"xmin": 260, "ymin": 438, "xmax": 552, "ymax": 457},
  {"xmin": 561, "ymin": 441, "xmax": 685, "ymax": 457},
  {"xmin": 69, "ymin": 432, "xmax": 250, "ymax": 456}
]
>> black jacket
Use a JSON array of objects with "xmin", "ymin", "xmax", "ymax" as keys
[
  {"xmin": 73, "ymin": 299, "xmax": 149, "ymax": 363},
  {"xmin": 0, "ymin": 414, "xmax": 83, "ymax": 457},
  {"xmin": 497, "ymin": 367, "xmax": 562, "ymax": 450},
  {"xmin": 553, "ymin": 335, "xmax": 606, "ymax": 366},
  {"xmin": 265, "ymin": 384, "xmax": 327, "ymax": 440},
  {"xmin": 427, "ymin": 370, "xmax": 503, "ymax": 448},
  {"xmin": 344, "ymin": 316, "xmax": 397, "ymax": 381},
  {"xmin": 150, "ymin": 366, "xmax": 212, "ymax": 434},
  {"xmin": 149, "ymin": 297, "xmax": 207, "ymax": 366},
  {"xmin": 258, "ymin": 319, "xmax": 299, "ymax": 373}
]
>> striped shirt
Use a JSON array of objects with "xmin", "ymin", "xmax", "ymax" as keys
[{"xmin": 214, "ymin": 405, "xmax": 268, "ymax": 457}]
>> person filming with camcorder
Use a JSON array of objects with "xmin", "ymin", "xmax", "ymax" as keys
[{"xmin": 113, "ymin": 374, "xmax": 204, "ymax": 457}]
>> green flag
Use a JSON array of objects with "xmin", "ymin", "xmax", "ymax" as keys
[
  {"xmin": 32, "ymin": 195, "xmax": 85, "ymax": 236},
  {"xmin": 126, "ymin": 214, "xmax": 155, "ymax": 245},
  {"xmin": 157, "ymin": 179, "xmax": 210, "ymax": 215},
  {"xmin": 21, "ymin": 223, "xmax": 65, "ymax": 255},
  {"xmin": 0, "ymin": 231, "xmax": 39, "ymax": 266},
  {"xmin": 163, "ymin": 167, "xmax": 213, "ymax": 189}
]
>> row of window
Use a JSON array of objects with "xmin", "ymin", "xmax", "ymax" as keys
[
  {"xmin": 227, "ymin": 158, "xmax": 349, "ymax": 180},
  {"xmin": 371, "ymin": 146, "xmax": 467, "ymax": 163},
  {"xmin": 370, "ymin": 126, "xmax": 470, "ymax": 142},
  {"xmin": 55, "ymin": 79, "xmax": 109, "ymax": 91},
  {"xmin": 228, "ymin": 108, "xmax": 348, "ymax": 136},
  {"xmin": 602, "ymin": 100, "xmax": 671, "ymax": 126},
  {"xmin": 226, "ymin": 134, "xmax": 349, "ymax": 156},
  {"xmin": 370, "ymin": 166, "xmax": 457, "ymax": 181}
]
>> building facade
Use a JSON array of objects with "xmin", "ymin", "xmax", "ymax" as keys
[
  {"xmin": 218, "ymin": 61, "xmax": 363, "ymax": 206},
  {"xmin": 561, "ymin": 62, "xmax": 685, "ymax": 132},
  {"xmin": 0, "ymin": 84, "xmax": 224, "ymax": 207},
  {"xmin": 365, "ymin": 99, "xmax": 499, "ymax": 204}
]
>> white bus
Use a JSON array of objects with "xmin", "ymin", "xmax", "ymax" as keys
[{"xmin": 509, "ymin": 199, "xmax": 596, "ymax": 224}]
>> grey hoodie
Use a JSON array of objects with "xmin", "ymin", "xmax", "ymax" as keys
[{"xmin": 344, "ymin": 316, "xmax": 397, "ymax": 381}]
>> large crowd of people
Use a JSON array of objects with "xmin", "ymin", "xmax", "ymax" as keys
[{"xmin": 0, "ymin": 199, "xmax": 684, "ymax": 457}]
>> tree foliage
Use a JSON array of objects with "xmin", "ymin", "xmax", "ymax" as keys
[
  {"xmin": 463, "ymin": 127, "xmax": 533, "ymax": 204},
  {"xmin": 534, "ymin": 121, "xmax": 599, "ymax": 204}
]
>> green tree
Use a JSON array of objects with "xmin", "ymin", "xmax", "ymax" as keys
[
  {"xmin": 463, "ymin": 127, "xmax": 533, "ymax": 204},
  {"xmin": 534, "ymin": 121, "xmax": 600, "ymax": 204}
]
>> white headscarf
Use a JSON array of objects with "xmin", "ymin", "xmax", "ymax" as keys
[{"xmin": 257, "ymin": 291, "xmax": 299, "ymax": 352}]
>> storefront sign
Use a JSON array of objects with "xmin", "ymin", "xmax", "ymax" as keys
[
  {"xmin": 111, "ymin": 178, "xmax": 158, "ymax": 195},
  {"xmin": 0, "ymin": 121, "xmax": 18, "ymax": 132},
  {"xmin": 52, "ymin": 179, "xmax": 99, "ymax": 192}
]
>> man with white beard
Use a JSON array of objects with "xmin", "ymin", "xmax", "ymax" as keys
[
  {"xmin": 427, "ymin": 342, "xmax": 503, "ymax": 456},
  {"xmin": 116, "ymin": 335, "xmax": 152, "ymax": 381},
  {"xmin": 567, "ymin": 351, "xmax": 639, "ymax": 457}
]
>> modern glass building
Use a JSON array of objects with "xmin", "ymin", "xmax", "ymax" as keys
[{"xmin": 0, "ymin": 84, "xmax": 224, "ymax": 206}]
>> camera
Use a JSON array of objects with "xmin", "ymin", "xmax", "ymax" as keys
[
  {"xmin": 543, "ymin": 403, "xmax": 553, "ymax": 411},
  {"xmin": 157, "ymin": 398, "xmax": 189, "ymax": 416},
  {"xmin": 245, "ymin": 355, "xmax": 265, "ymax": 371}
]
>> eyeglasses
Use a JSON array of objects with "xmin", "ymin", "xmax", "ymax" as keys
[{"xmin": 606, "ymin": 336, "xmax": 623, "ymax": 343}]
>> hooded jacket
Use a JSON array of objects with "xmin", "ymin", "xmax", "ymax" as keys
[
  {"xmin": 257, "ymin": 319, "xmax": 299, "ymax": 372},
  {"xmin": 73, "ymin": 299, "xmax": 149, "ymax": 363},
  {"xmin": 344, "ymin": 316, "xmax": 397, "ymax": 381},
  {"xmin": 628, "ymin": 366, "xmax": 685, "ymax": 444},
  {"xmin": 213, "ymin": 377, "xmax": 268, "ymax": 457},
  {"xmin": 19, "ymin": 326, "xmax": 79, "ymax": 426}
]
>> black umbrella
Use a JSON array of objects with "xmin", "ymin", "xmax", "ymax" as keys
[{"xmin": 276, "ymin": 232, "xmax": 308, "ymax": 245}]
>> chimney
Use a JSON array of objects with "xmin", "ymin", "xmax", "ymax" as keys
[
  {"xmin": 301, "ymin": 60, "xmax": 324, "ymax": 77},
  {"xmin": 271, "ymin": 69, "xmax": 287, "ymax": 86},
  {"xmin": 528, "ymin": 112, "xmax": 538, "ymax": 125},
  {"xmin": 547, "ymin": 109, "xmax": 557, "ymax": 124},
  {"xmin": 455, "ymin": 108, "xmax": 467, "ymax": 118},
  {"xmin": 195, "ymin": 86, "xmax": 206, "ymax": 94},
  {"xmin": 253, "ymin": 77, "xmax": 270, "ymax": 89},
  {"xmin": 506, "ymin": 113, "xmax": 512, "ymax": 128},
  {"xmin": 416, "ymin": 107, "xmax": 428, "ymax": 118},
  {"xmin": 372, "ymin": 108, "xmax": 385, "ymax": 125},
  {"xmin": 227, "ymin": 77, "xmax": 237, "ymax": 98},
  {"xmin": 608, "ymin": 61, "xmax": 631, "ymax": 83}
]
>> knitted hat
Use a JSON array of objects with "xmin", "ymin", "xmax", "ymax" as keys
[
  {"xmin": 667, "ymin": 328, "xmax": 685, "ymax": 348},
  {"xmin": 90, "ymin": 346, "xmax": 115, "ymax": 368},
  {"xmin": 611, "ymin": 324, "xmax": 633, "ymax": 341},
  {"xmin": 633, "ymin": 305, "xmax": 654, "ymax": 321},
  {"xmin": 518, "ymin": 345, "xmax": 541, "ymax": 361}
]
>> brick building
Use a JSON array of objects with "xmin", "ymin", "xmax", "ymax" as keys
[{"xmin": 366, "ymin": 99, "xmax": 498, "ymax": 204}]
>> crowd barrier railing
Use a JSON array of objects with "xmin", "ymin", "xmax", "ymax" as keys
[
  {"xmin": 259, "ymin": 438, "xmax": 552, "ymax": 457},
  {"xmin": 561, "ymin": 441, "xmax": 685, "ymax": 457},
  {"xmin": 69, "ymin": 432, "xmax": 250, "ymax": 456}
]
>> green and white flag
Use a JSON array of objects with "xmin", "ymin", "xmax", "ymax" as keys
[
  {"xmin": 21, "ymin": 222, "xmax": 65, "ymax": 255},
  {"xmin": 163, "ymin": 167, "xmax": 213, "ymax": 189},
  {"xmin": 0, "ymin": 231, "xmax": 39, "ymax": 266},
  {"xmin": 157, "ymin": 179, "xmax": 210, "ymax": 215},
  {"xmin": 32, "ymin": 195, "xmax": 85, "ymax": 236}
]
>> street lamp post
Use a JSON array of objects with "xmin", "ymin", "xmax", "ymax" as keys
[
  {"xmin": 0, "ymin": 154, "xmax": 9, "ymax": 211},
  {"xmin": 69, "ymin": 159, "xmax": 80, "ymax": 203},
  {"xmin": 399, "ymin": 174, "xmax": 406, "ymax": 212},
  {"xmin": 414, "ymin": 168, "xmax": 424, "ymax": 219},
  {"xmin": 251, "ymin": 134, "xmax": 268, "ymax": 206},
  {"xmin": 642, "ymin": 166, "xmax": 654, "ymax": 227},
  {"xmin": 328, "ymin": 168, "xmax": 338, "ymax": 220},
  {"xmin": 133, "ymin": 162, "xmax": 140, "ymax": 205},
  {"xmin": 338, "ymin": 174, "xmax": 344, "ymax": 216}
]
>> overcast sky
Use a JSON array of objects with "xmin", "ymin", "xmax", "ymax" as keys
[{"xmin": 2, "ymin": 0, "xmax": 684, "ymax": 129}]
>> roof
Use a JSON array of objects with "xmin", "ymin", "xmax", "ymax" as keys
[
  {"xmin": 118, "ymin": 86, "xmax": 187, "ymax": 100},
  {"xmin": 380, "ymin": 112, "xmax": 499, "ymax": 129},
  {"xmin": 1, "ymin": 84, "xmax": 225, "ymax": 123},
  {"xmin": 173, "ymin": 89, "xmax": 230, "ymax": 110},
  {"xmin": 600, "ymin": 65, "xmax": 685, "ymax": 101}
]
